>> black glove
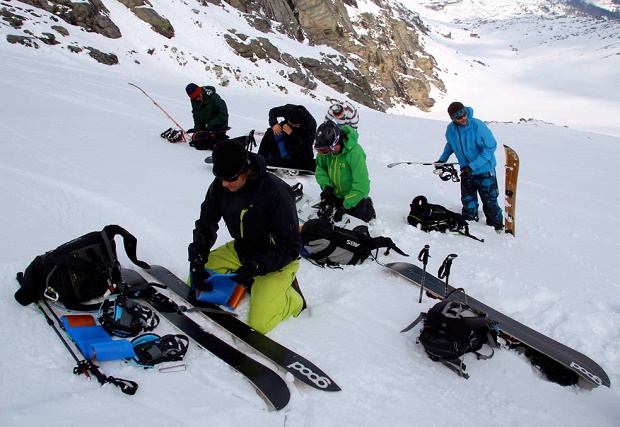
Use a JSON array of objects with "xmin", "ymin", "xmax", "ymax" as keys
[
  {"xmin": 434, "ymin": 160, "xmax": 445, "ymax": 170},
  {"xmin": 333, "ymin": 204, "xmax": 345, "ymax": 222},
  {"xmin": 190, "ymin": 255, "xmax": 212, "ymax": 291},
  {"xmin": 186, "ymin": 128, "xmax": 195, "ymax": 134},
  {"xmin": 320, "ymin": 186, "xmax": 336, "ymax": 202},
  {"xmin": 232, "ymin": 265, "xmax": 257, "ymax": 287},
  {"xmin": 460, "ymin": 165, "xmax": 473, "ymax": 179}
]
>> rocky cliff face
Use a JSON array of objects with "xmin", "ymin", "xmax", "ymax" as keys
[
  {"xmin": 226, "ymin": 0, "xmax": 444, "ymax": 111},
  {"xmin": 1, "ymin": 0, "xmax": 444, "ymax": 112}
]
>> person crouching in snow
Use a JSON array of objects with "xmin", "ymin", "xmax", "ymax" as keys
[{"xmin": 188, "ymin": 141, "xmax": 306, "ymax": 334}]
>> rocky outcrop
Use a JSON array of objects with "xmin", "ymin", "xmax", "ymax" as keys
[
  {"xmin": 117, "ymin": 0, "xmax": 175, "ymax": 39},
  {"xmin": 2, "ymin": 0, "xmax": 443, "ymax": 109},
  {"xmin": 225, "ymin": 0, "xmax": 443, "ymax": 111},
  {"xmin": 17, "ymin": 0, "xmax": 122, "ymax": 39}
]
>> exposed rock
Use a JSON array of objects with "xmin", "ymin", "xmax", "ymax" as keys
[
  {"xmin": 51, "ymin": 25, "xmax": 70, "ymax": 36},
  {"xmin": 117, "ymin": 0, "xmax": 175, "ymax": 39},
  {"xmin": 85, "ymin": 47, "xmax": 119, "ymax": 65},
  {"xmin": 1, "ymin": 7, "xmax": 27, "ymax": 29},
  {"xmin": 6, "ymin": 34, "xmax": 40, "ymax": 48},
  {"xmin": 40, "ymin": 32, "xmax": 60, "ymax": 45},
  {"xmin": 17, "ymin": 0, "xmax": 122, "ymax": 39},
  {"xmin": 223, "ymin": 0, "xmax": 443, "ymax": 111}
]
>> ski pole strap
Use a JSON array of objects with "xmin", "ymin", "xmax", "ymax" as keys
[
  {"xmin": 438, "ymin": 254, "xmax": 458, "ymax": 279},
  {"xmin": 76, "ymin": 360, "xmax": 138, "ymax": 395}
]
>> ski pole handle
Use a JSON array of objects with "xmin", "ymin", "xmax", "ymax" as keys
[
  {"xmin": 418, "ymin": 245, "xmax": 430, "ymax": 304},
  {"xmin": 417, "ymin": 245, "xmax": 430, "ymax": 266},
  {"xmin": 438, "ymin": 254, "xmax": 458, "ymax": 279}
]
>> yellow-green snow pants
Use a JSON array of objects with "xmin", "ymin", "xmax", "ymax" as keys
[{"xmin": 205, "ymin": 241, "xmax": 302, "ymax": 334}]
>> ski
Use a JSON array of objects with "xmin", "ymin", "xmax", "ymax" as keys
[
  {"xmin": 121, "ymin": 269, "xmax": 291, "ymax": 410},
  {"xmin": 503, "ymin": 145, "xmax": 519, "ymax": 235},
  {"xmin": 385, "ymin": 261, "xmax": 610, "ymax": 389},
  {"xmin": 387, "ymin": 161, "xmax": 458, "ymax": 168},
  {"xmin": 140, "ymin": 265, "xmax": 341, "ymax": 392}
]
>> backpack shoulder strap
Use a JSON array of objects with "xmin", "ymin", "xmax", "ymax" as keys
[
  {"xmin": 102, "ymin": 225, "xmax": 150, "ymax": 269},
  {"xmin": 400, "ymin": 312, "xmax": 426, "ymax": 333}
]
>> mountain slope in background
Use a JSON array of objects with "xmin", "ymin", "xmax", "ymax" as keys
[
  {"xmin": 1, "ymin": 5, "xmax": 619, "ymax": 423},
  {"xmin": 1, "ymin": 0, "xmax": 619, "ymax": 136}
]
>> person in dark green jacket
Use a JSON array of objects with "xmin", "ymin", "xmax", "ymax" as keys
[
  {"xmin": 185, "ymin": 83, "xmax": 229, "ymax": 149},
  {"xmin": 314, "ymin": 121, "xmax": 376, "ymax": 223}
]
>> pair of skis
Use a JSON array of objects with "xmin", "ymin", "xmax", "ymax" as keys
[{"xmin": 122, "ymin": 266, "xmax": 339, "ymax": 411}]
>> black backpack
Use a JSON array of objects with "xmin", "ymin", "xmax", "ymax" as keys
[
  {"xmin": 406, "ymin": 297, "xmax": 497, "ymax": 378},
  {"xmin": 407, "ymin": 195, "xmax": 483, "ymax": 242},
  {"xmin": 300, "ymin": 218, "xmax": 407, "ymax": 266},
  {"xmin": 15, "ymin": 225, "xmax": 150, "ymax": 310}
]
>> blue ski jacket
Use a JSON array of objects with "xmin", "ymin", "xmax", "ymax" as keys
[{"xmin": 439, "ymin": 107, "xmax": 498, "ymax": 176}]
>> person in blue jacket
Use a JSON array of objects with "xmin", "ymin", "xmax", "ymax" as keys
[{"xmin": 437, "ymin": 102, "xmax": 504, "ymax": 231}]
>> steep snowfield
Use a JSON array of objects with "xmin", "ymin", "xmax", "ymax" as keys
[{"xmin": 1, "ymin": 1, "xmax": 619, "ymax": 426}]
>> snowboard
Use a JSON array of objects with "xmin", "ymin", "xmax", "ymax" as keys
[
  {"xmin": 503, "ymin": 145, "xmax": 519, "ymax": 236},
  {"xmin": 204, "ymin": 155, "xmax": 314, "ymax": 177},
  {"xmin": 266, "ymin": 166, "xmax": 315, "ymax": 178},
  {"xmin": 385, "ymin": 261, "xmax": 610, "ymax": 389}
]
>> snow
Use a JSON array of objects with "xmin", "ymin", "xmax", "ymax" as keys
[{"xmin": 1, "ymin": 1, "xmax": 619, "ymax": 426}]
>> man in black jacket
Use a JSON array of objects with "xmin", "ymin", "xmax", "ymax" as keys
[
  {"xmin": 257, "ymin": 104, "xmax": 317, "ymax": 171},
  {"xmin": 188, "ymin": 141, "xmax": 306, "ymax": 333}
]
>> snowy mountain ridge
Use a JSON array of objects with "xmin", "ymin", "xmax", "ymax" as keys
[{"xmin": 1, "ymin": 0, "xmax": 619, "ymax": 136}]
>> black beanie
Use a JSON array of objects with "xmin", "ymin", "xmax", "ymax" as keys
[
  {"xmin": 212, "ymin": 141, "xmax": 249, "ymax": 180},
  {"xmin": 186, "ymin": 83, "xmax": 201, "ymax": 99},
  {"xmin": 447, "ymin": 102, "xmax": 466, "ymax": 116},
  {"xmin": 288, "ymin": 108, "xmax": 303, "ymax": 125}
]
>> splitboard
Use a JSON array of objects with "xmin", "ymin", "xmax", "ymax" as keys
[
  {"xmin": 122, "ymin": 269, "xmax": 291, "ymax": 410},
  {"xmin": 503, "ymin": 145, "xmax": 519, "ymax": 236},
  {"xmin": 140, "ymin": 265, "xmax": 341, "ymax": 392},
  {"xmin": 385, "ymin": 261, "xmax": 610, "ymax": 389},
  {"xmin": 205, "ymin": 156, "xmax": 314, "ymax": 178}
]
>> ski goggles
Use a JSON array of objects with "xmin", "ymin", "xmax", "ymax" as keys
[
  {"xmin": 314, "ymin": 134, "xmax": 340, "ymax": 154},
  {"xmin": 450, "ymin": 108, "xmax": 467, "ymax": 120}
]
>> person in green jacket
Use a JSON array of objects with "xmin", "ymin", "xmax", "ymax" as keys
[
  {"xmin": 314, "ymin": 121, "xmax": 376, "ymax": 223},
  {"xmin": 185, "ymin": 83, "xmax": 229, "ymax": 150}
]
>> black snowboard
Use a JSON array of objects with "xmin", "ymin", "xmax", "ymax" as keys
[{"xmin": 386, "ymin": 261, "xmax": 610, "ymax": 389}]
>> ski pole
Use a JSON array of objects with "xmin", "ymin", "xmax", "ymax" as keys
[
  {"xmin": 387, "ymin": 161, "xmax": 458, "ymax": 168},
  {"xmin": 40, "ymin": 298, "xmax": 139, "ymax": 395},
  {"xmin": 438, "ymin": 254, "xmax": 458, "ymax": 299},
  {"xmin": 128, "ymin": 82, "xmax": 188, "ymax": 141},
  {"xmin": 35, "ymin": 300, "xmax": 91, "ymax": 377},
  {"xmin": 417, "ymin": 245, "xmax": 430, "ymax": 303}
]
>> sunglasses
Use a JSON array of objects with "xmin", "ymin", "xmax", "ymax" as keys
[{"xmin": 450, "ymin": 108, "xmax": 467, "ymax": 120}]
